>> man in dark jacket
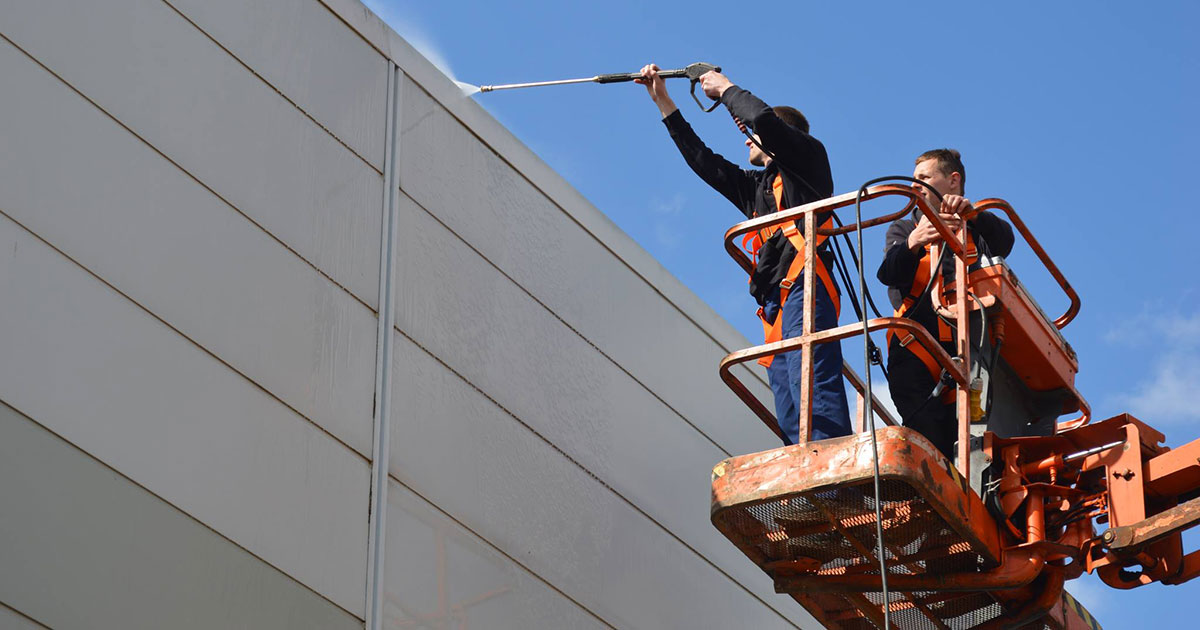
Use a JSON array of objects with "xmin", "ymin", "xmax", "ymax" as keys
[
  {"xmin": 637, "ymin": 64, "xmax": 851, "ymax": 444},
  {"xmin": 876, "ymin": 149, "xmax": 1014, "ymax": 458}
]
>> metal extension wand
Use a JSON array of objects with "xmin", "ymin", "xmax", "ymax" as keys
[{"xmin": 479, "ymin": 62, "xmax": 722, "ymax": 111}]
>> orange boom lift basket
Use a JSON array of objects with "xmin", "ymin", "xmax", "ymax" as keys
[{"xmin": 710, "ymin": 186, "xmax": 1200, "ymax": 629}]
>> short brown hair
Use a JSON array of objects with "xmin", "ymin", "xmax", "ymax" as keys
[
  {"xmin": 916, "ymin": 148, "xmax": 965, "ymax": 193},
  {"xmin": 773, "ymin": 106, "xmax": 809, "ymax": 134}
]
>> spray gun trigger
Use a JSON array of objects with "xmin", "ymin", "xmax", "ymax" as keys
[{"xmin": 684, "ymin": 62, "xmax": 723, "ymax": 112}]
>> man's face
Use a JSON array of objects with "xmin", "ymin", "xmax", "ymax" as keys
[
  {"xmin": 746, "ymin": 133, "xmax": 770, "ymax": 167},
  {"xmin": 912, "ymin": 159, "xmax": 960, "ymax": 211}
]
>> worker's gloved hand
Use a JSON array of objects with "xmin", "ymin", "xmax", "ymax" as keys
[
  {"xmin": 699, "ymin": 71, "xmax": 733, "ymax": 100},
  {"xmin": 637, "ymin": 63, "xmax": 678, "ymax": 118}
]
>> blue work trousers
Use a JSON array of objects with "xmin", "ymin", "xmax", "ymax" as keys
[{"xmin": 761, "ymin": 278, "xmax": 852, "ymax": 444}]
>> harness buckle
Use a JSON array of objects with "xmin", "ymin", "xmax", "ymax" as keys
[
  {"xmin": 779, "ymin": 278, "xmax": 795, "ymax": 291},
  {"xmin": 897, "ymin": 333, "xmax": 916, "ymax": 348}
]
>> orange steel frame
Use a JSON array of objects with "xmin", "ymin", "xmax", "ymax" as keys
[
  {"xmin": 719, "ymin": 185, "xmax": 1083, "ymax": 476},
  {"xmin": 712, "ymin": 185, "xmax": 1200, "ymax": 624},
  {"xmin": 710, "ymin": 427, "xmax": 1085, "ymax": 628},
  {"xmin": 986, "ymin": 414, "xmax": 1200, "ymax": 590}
]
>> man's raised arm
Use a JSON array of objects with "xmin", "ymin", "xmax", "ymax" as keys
[
  {"xmin": 638, "ymin": 63, "xmax": 758, "ymax": 216},
  {"xmin": 699, "ymin": 72, "xmax": 832, "ymax": 198}
]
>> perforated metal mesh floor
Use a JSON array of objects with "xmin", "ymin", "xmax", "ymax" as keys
[
  {"xmin": 716, "ymin": 479, "xmax": 992, "ymax": 578},
  {"xmin": 714, "ymin": 477, "xmax": 1011, "ymax": 628},
  {"xmin": 711, "ymin": 429, "xmax": 1100, "ymax": 629},
  {"xmin": 792, "ymin": 590, "xmax": 1062, "ymax": 630}
]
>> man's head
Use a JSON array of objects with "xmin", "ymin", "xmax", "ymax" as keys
[
  {"xmin": 912, "ymin": 148, "xmax": 965, "ymax": 210},
  {"xmin": 745, "ymin": 106, "xmax": 810, "ymax": 167}
]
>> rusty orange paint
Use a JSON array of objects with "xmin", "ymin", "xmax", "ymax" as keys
[{"xmin": 712, "ymin": 188, "xmax": 1200, "ymax": 627}]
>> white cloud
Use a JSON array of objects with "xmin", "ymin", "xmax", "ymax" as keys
[
  {"xmin": 1113, "ymin": 352, "xmax": 1200, "ymax": 424},
  {"xmin": 1106, "ymin": 308, "xmax": 1200, "ymax": 425},
  {"xmin": 649, "ymin": 193, "xmax": 687, "ymax": 249},
  {"xmin": 840, "ymin": 359, "xmax": 900, "ymax": 429},
  {"xmin": 873, "ymin": 379, "xmax": 902, "ymax": 427},
  {"xmin": 653, "ymin": 222, "xmax": 683, "ymax": 249},
  {"xmin": 1160, "ymin": 312, "xmax": 1200, "ymax": 341},
  {"xmin": 1103, "ymin": 309, "xmax": 1200, "ymax": 348},
  {"xmin": 865, "ymin": 379, "xmax": 901, "ymax": 428},
  {"xmin": 650, "ymin": 193, "xmax": 687, "ymax": 216}
]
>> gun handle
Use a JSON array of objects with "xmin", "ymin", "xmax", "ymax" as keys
[
  {"xmin": 683, "ymin": 62, "xmax": 721, "ymax": 80},
  {"xmin": 595, "ymin": 72, "xmax": 642, "ymax": 84}
]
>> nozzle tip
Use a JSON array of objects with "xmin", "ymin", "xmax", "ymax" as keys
[{"xmin": 479, "ymin": 86, "xmax": 492, "ymax": 92}]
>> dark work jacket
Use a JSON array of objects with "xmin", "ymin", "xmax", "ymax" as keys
[
  {"xmin": 876, "ymin": 212, "xmax": 1015, "ymax": 349},
  {"xmin": 662, "ymin": 86, "xmax": 835, "ymax": 307}
]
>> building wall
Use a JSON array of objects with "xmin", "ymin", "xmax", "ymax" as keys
[{"xmin": 0, "ymin": 0, "xmax": 805, "ymax": 628}]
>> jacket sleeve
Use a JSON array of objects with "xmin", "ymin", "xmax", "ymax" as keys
[
  {"xmin": 969, "ymin": 211, "xmax": 1015, "ymax": 258},
  {"xmin": 720, "ymin": 86, "xmax": 834, "ymax": 198},
  {"xmin": 877, "ymin": 219, "xmax": 921, "ymax": 289},
  {"xmin": 662, "ymin": 110, "xmax": 759, "ymax": 217}
]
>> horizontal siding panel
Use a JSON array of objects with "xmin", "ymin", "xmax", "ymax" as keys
[
  {"xmin": 167, "ymin": 0, "xmax": 388, "ymax": 169},
  {"xmin": 398, "ymin": 80, "xmax": 777, "ymax": 459},
  {"xmin": 388, "ymin": 325, "xmax": 813, "ymax": 628},
  {"xmin": 0, "ymin": 402, "xmax": 362, "ymax": 630},
  {"xmin": 384, "ymin": 481, "xmax": 608, "ymax": 630},
  {"xmin": 0, "ymin": 0, "xmax": 383, "ymax": 306},
  {"xmin": 0, "ymin": 35, "xmax": 376, "ymax": 457},
  {"xmin": 0, "ymin": 214, "xmax": 369, "ymax": 617},
  {"xmin": 0, "ymin": 604, "xmax": 47, "ymax": 630}
]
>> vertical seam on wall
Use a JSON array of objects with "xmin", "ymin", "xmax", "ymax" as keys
[
  {"xmin": 365, "ymin": 62, "xmax": 400, "ymax": 630},
  {"xmin": 318, "ymin": 0, "xmax": 770, "ymax": 392}
]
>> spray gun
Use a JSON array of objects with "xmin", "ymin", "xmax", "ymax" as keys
[{"xmin": 479, "ymin": 62, "xmax": 723, "ymax": 112}]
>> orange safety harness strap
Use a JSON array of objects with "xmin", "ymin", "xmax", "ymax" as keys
[
  {"xmin": 754, "ymin": 175, "xmax": 841, "ymax": 368},
  {"xmin": 885, "ymin": 228, "xmax": 978, "ymax": 384}
]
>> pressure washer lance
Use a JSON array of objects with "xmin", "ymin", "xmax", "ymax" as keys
[{"xmin": 479, "ymin": 62, "xmax": 722, "ymax": 112}]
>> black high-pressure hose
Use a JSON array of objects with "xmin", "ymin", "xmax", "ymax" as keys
[
  {"xmin": 830, "ymin": 216, "xmax": 889, "ymax": 319},
  {"xmin": 855, "ymin": 175, "xmax": 949, "ymax": 316},
  {"xmin": 740, "ymin": 128, "xmax": 956, "ymax": 627},
  {"xmin": 738, "ymin": 129, "xmax": 894, "ymax": 371},
  {"xmin": 827, "ymin": 231, "xmax": 889, "ymax": 376},
  {"xmin": 852, "ymin": 177, "xmax": 973, "ymax": 429},
  {"xmin": 741, "ymin": 125, "xmax": 957, "ymax": 382},
  {"xmin": 739, "ymin": 130, "xmax": 950, "ymax": 365},
  {"xmin": 743, "ymin": 116, "xmax": 1009, "ymax": 622},
  {"xmin": 827, "ymin": 213, "xmax": 890, "ymax": 375}
]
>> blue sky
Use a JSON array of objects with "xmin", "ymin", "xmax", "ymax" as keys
[{"xmin": 367, "ymin": 1, "xmax": 1198, "ymax": 626}]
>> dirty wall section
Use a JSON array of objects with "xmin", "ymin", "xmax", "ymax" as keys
[
  {"xmin": 0, "ymin": 0, "xmax": 808, "ymax": 628},
  {"xmin": 0, "ymin": 0, "xmax": 384, "ymax": 625}
]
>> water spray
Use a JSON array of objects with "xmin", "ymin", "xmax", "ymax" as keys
[{"xmin": 478, "ymin": 62, "xmax": 722, "ymax": 111}]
